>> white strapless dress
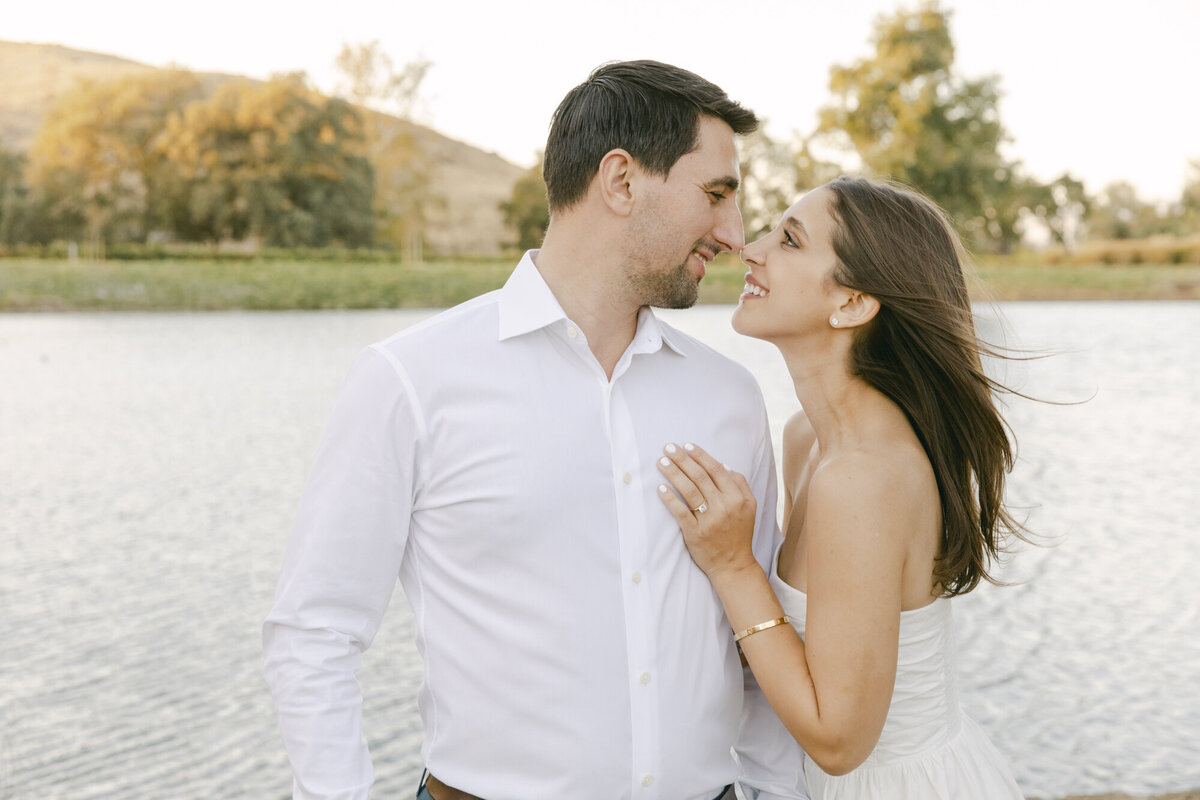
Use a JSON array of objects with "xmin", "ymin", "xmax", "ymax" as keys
[{"xmin": 769, "ymin": 551, "xmax": 1023, "ymax": 800}]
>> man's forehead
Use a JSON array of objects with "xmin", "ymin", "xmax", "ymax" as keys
[{"xmin": 679, "ymin": 118, "xmax": 740, "ymax": 174}]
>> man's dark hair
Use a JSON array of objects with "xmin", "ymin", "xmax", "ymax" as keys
[{"xmin": 543, "ymin": 60, "xmax": 758, "ymax": 212}]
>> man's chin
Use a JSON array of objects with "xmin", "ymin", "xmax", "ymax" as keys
[
  {"xmin": 649, "ymin": 279, "xmax": 700, "ymax": 309},
  {"xmin": 651, "ymin": 293, "xmax": 699, "ymax": 310}
]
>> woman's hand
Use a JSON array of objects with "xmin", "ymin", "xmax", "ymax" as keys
[{"xmin": 656, "ymin": 442, "xmax": 759, "ymax": 580}]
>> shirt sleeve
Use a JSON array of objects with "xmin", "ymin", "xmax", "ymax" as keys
[
  {"xmin": 262, "ymin": 346, "xmax": 420, "ymax": 800},
  {"xmin": 734, "ymin": 411, "xmax": 811, "ymax": 800}
]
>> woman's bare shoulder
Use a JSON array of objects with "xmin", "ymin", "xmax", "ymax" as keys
[
  {"xmin": 781, "ymin": 410, "xmax": 817, "ymax": 489},
  {"xmin": 783, "ymin": 410, "xmax": 817, "ymax": 458},
  {"xmin": 807, "ymin": 443, "xmax": 933, "ymax": 538}
]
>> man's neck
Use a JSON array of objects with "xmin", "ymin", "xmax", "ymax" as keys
[{"xmin": 535, "ymin": 232, "xmax": 641, "ymax": 379}]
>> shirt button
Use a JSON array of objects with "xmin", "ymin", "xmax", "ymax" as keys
[
  {"xmin": 640, "ymin": 672, "xmax": 651, "ymax": 685},
  {"xmin": 631, "ymin": 571, "xmax": 642, "ymax": 584},
  {"xmin": 622, "ymin": 472, "xmax": 632, "ymax": 485},
  {"xmin": 567, "ymin": 326, "xmax": 578, "ymax": 338},
  {"xmin": 642, "ymin": 775, "xmax": 655, "ymax": 787}
]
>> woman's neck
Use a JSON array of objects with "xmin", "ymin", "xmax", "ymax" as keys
[{"xmin": 777, "ymin": 340, "xmax": 894, "ymax": 458}]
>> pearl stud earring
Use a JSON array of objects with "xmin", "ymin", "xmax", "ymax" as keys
[{"xmin": 830, "ymin": 317, "xmax": 840, "ymax": 327}]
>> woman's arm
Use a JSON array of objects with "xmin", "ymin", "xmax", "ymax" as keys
[{"xmin": 657, "ymin": 443, "xmax": 910, "ymax": 775}]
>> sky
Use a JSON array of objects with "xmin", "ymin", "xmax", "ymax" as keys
[{"xmin": 7, "ymin": 0, "xmax": 1200, "ymax": 204}]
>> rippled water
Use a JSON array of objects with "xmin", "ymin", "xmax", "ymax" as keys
[{"xmin": 0, "ymin": 302, "xmax": 1196, "ymax": 799}]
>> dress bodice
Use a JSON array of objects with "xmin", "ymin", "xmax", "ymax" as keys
[
  {"xmin": 765, "ymin": 548, "xmax": 1023, "ymax": 799},
  {"xmin": 769, "ymin": 550, "xmax": 964, "ymax": 764}
]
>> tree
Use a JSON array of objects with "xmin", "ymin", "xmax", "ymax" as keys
[
  {"xmin": 500, "ymin": 155, "xmax": 549, "ymax": 251},
  {"xmin": 736, "ymin": 129, "xmax": 798, "ymax": 241},
  {"xmin": 1179, "ymin": 160, "xmax": 1200, "ymax": 235},
  {"xmin": 818, "ymin": 2, "xmax": 1030, "ymax": 252},
  {"xmin": 737, "ymin": 129, "xmax": 843, "ymax": 241},
  {"xmin": 334, "ymin": 42, "xmax": 437, "ymax": 261},
  {"xmin": 0, "ymin": 146, "xmax": 31, "ymax": 246},
  {"xmin": 1084, "ymin": 181, "xmax": 1166, "ymax": 240},
  {"xmin": 26, "ymin": 70, "xmax": 206, "ymax": 250},
  {"xmin": 158, "ymin": 74, "xmax": 374, "ymax": 246},
  {"xmin": 1017, "ymin": 172, "xmax": 1090, "ymax": 249},
  {"xmin": 335, "ymin": 41, "xmax": 431, "ymax": 120}
]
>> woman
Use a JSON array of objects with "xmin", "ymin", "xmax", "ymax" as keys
[{"xmin": 657, "ymin": 177, "xmax": 1025, "ymax": 798}]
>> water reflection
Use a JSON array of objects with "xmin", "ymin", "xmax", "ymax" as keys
[{"xmin": 1, "ymin": 303, "xmax": 1197, "ymax": 799}]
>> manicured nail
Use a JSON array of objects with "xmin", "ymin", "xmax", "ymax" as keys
[
  {"xmin": 665, "ymin": 443, "xmax": 677, "ymax": 454},
  {"xmin": 659, "ymin": 457, "xmax": 670, "ymax": 467},
  {"xmin": 684, "ymin": 443, "xmax": 695, "ymax": 451},
  {"xmin": 658, "ymin": 484, "xmax": 668, "ymax": 494}
]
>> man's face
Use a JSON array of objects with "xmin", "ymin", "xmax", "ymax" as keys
[{"xmin": 627, "ymin": 116, "xmax": 746, "ymax": 309}]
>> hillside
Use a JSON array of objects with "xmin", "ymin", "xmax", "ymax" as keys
[{"xmin": 0, "ymin": 41, "xmax": 525, "ymax": 255}]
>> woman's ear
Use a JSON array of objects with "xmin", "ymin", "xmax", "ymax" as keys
[
  {"xmin": 596, "ymin": 149, "xmax": 635, "ymax": 216},
  {"xmin": 833, "ymin": 291, "xmax": 880, "ymax": 329}
]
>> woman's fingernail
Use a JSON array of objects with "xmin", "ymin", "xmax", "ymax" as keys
[
  {"xmin": 658, "ymin": 484, "xmax": 668, "ymax": 494},
  {"xmin": 659, "ymin": 457, "xmax": 670, "ymax": 467},
  {"xmin": 684, "ymin": 443, "xmax": 695, "ymax": 451},
  {"xmin": 665, "ymin": 443, "xmax": 677, "ymax": 454}
]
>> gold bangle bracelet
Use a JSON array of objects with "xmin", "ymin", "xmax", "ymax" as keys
[{"xmin": 734, "ymin": 615, "xmax": 790, "ymax": 642}]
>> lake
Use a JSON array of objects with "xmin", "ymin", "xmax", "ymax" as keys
[{"xmin": 1, "ymin": 302, "xmax": 1197, "ymax": 799}]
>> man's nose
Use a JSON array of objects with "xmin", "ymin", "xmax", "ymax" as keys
[{"xmin": 713, "ymin": 203, "xmax": 746, "ymax": 253}]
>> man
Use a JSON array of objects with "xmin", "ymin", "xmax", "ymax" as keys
[{"xmin": 263, "ymin": 60, "xmax": 807, "ymax": 800}]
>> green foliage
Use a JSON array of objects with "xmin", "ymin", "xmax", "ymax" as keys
[
  {"xmin": 26, "ymin": 70, "xmax": 208, "ymax": 245},
  {"xmin": 0, "ymin": 146, "xmax": 31, "ymax": 244},
  {"xmin": 157, "ymin": 75, "xmax": 375, "ymax": 247},
  {"xmin": 818, "ymin": 2, "xmax": 1034, "ymax": 252},
  {"xmin": 500, "ymin": 156, "xmax": 549, "ymax": 251},
  {"xmin": 738, "ymin": 130, "xmax": 841, "ymax": 240},
  {"xmin": 1084, "ymin": 181, "xmax": 1172, "ymax": 240},
  {"xmin": 17, "ymin": 70, "xmax": 377, "ymax": 250},
  {"xmin": 1175, "ymin": 160, "xmax": 1200, "ymax": 235},
  {"xmin": 1184, "ymin": 161, "xmax": 1200, "ymax": 212},
  {"xmin": 334, "ymin": 42, "xmax": 439, "ymax": 261}
]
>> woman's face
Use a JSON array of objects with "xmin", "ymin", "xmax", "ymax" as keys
[{"xmin": 731, "ymin": 186, "xmax": 845, "ymax": 343}]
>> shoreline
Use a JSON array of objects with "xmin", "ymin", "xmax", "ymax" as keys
[{"xmin": 1, "ymin": 257, "xmax": 1199, "ymax": 312}]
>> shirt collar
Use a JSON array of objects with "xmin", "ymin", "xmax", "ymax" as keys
[
  {"xmin": 497, "ymin": 250, "xmax": 690, "ymax": 359},
  {"xmin": 631, "ymin": 306, "xmax": 690, "ymax": 358},
  {"xmin": 497, "ymin": 251, "xmax": 568, "ymax": 341}
]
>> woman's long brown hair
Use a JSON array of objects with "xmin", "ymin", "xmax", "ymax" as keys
[{"xmin": 826, "ymin": 176, "xmax": 1027, "ymax": 596}]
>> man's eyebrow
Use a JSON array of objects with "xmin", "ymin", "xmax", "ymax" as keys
[
  {"xmin": 704, "ymin": 176, "xmax": 740, "ymax": 193},
  {"xmin": 783, "ymin": 215, "xmax": 808, "ymax": 241}
]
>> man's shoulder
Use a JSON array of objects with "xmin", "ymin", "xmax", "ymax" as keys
[{"xmin": 372, "ymin": 289, "xmax": 502, "ymax": 356}]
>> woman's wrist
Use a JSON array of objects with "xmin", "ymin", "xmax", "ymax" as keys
[{"xmin": 705, "ymin": 554, "xmax": 760, "ymax": 584}]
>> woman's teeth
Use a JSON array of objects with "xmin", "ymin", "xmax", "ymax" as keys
[{"xmin": 743, "ymin": 283, "xmax": 769, "ymax": 297}]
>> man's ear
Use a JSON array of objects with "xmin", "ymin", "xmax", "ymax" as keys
[
  {"xmin": 596, "ymin": 149, "xmax": 636, "ymax": 216},
  {"xmin": 834, "ymin": 291, "xmax": 881, "ymax": 329}
]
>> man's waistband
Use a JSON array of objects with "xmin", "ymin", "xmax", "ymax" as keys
[{"xmin": 420, "ymin": 772, "xmax": 735, "ymax": 800}]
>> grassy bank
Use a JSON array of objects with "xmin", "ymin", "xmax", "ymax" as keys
[{"xmin": 2, "ymin": 255, "xmax": 1199, "ymax": 312}]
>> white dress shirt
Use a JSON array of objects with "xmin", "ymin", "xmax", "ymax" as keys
[{"xmin": 263, "ymin": 252, "xmax": 808, "ymax": 800}]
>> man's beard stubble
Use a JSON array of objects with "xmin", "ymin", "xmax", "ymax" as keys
[{"xmin": 630, "ymin": 259, "xmax": 700, "ymax": 310}]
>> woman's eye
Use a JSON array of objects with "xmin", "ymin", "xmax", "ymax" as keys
[{"xmin": 783, "ymin": 231, "xmax": 798, "ymax": 248}]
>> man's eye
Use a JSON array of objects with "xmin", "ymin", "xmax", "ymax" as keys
[{"xmin": 709, "ymin": 191, "xmax": 726, "ymax": 203}]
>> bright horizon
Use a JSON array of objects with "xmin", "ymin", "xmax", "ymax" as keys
[{"xmin": 7, "ymin": 0, "xmax": 1200, "ymax": 205}]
